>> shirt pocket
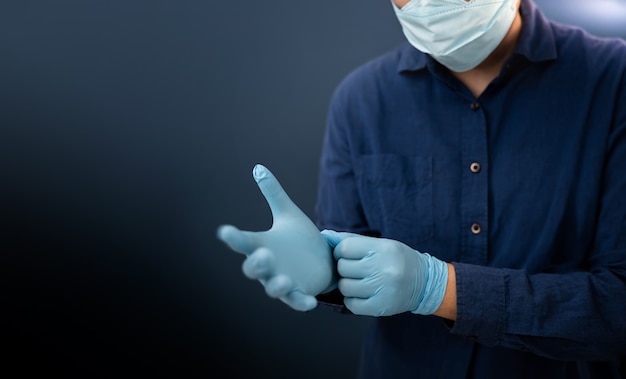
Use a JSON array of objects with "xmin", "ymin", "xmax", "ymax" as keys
[{"xmin": 356, "ymin": 154, "xmax": 434, "ymax": 246}]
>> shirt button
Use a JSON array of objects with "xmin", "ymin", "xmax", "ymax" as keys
[
  {"xmin": 470, "ymin": 162, "xmax": 481, "ymax": 173},
  {"xmin": 471, "ymin": 223, "xmax": 482, "ymax": 235},
  {"xmin": 470, "ymin": 102, "xmax": 480, "ymax": 111}
]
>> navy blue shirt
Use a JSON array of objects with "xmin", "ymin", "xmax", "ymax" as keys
[{"xmin": 315, "ymin": 0, "xmax": 626, "ymax": 377}]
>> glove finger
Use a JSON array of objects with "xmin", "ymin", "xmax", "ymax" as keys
[
  {"xmin": 344, "ymin": 297, "xmax": 379, "ymax": 317},
  {"xmin": 252, "ymin": 164, "xmax": 303, "ymax": 220},
  {"xmin": 242, "ymin": 247, "xmax": 275, "ymax": 280},
  {"xmin": 216, "ymin": 224, "xmax": 259, "ymax": 255},
  {"xmin": 338, "ymin": 278, "xmax": 376, "ymax": 299},
  {"xmin": 264, "ymin": 274, "xmax": 294, "ymax": 298},
  {"xmin": 334, "ymin": 235, "xmax": 378, "ymax": 260},
  {"xmin": 337, "ymin": 257, "xmax": 370, "ymax": 279},
  {"xmin": 279, "ymin": 291, "xmax": 317, "ymax": 312}
]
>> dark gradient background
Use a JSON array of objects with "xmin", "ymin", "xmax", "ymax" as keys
[{"xmin": 1, "ymin": 1, "xmax": 624, "ymax": 378}]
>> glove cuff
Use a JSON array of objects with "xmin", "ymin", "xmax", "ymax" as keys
[{"xmin": 411, "ymin": 253, "xmax": 449, "ymax": 315}]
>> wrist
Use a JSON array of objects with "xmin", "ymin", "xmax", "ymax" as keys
[
  {"xmin": 433, "ymin": 263, "xmax": 457, "ymax": 320},
  {"xmin": 412, "ymin": 253, "xmax": 449, "ymax": 315}
]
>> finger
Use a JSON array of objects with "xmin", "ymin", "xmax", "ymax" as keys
[
  {"xmin": 252, "ymin": 164, "xmax": 302, "ymax": 219},
  {"xmin": 344, "ymin": 297, "xmax": 379, "ymax": 317},
  {"xmin": 337, "ymin": 257, "xmax": 370, "ymax": 279},
  {"xmin": 279, "ymin": 291, "xmax": 317, "ymax": 312},
  {"xmin": 264, "ymin": 275, "xmax": 293, "ymax": 298},
  {"xmin": 334, "ymin": 235, "xmax": 378, "ymax": 260},
  {"xmin": 338, "ymin": 278, "xmax": 376, "ymax": 299},
  {"xmin": 242, "ymin": 248, "xmax": 275, "ymax": 280},
  {"xmin": 216, "ymin": 224, "xmax": 259, "ymax": 255}
]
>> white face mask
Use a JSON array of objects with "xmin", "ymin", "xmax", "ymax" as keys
[{"xmin": 393, "ymin": 0, "xmax": 517, "ymax": 72}]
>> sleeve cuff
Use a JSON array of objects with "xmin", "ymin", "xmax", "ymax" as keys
[
  {"xmin": 450, "ymin": 262, "xmax": 506, "ymax": 346},
  {"xmin": 315, "ymin": 289, "xmax": 353, "ymax": 315}
]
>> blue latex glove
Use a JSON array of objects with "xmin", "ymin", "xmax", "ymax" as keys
[
  {"xmin": 321, "ymin": 230, "xmax": 448, "ymax": 317},
  {"xmin": 217, "ymin": 164, "xmax": 336, "ymax": 312}
]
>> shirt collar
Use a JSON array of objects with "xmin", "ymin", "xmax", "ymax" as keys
[
  {"xmin": 514, "ymin": 0, "xmax": 557, "ymax": 63},
  {"xmin": 396, "ymin": 42, "xmax": 430, "ymax": 73},
  {"xmin": 397, "ymin": 0, "xmax": 557, "ymax": 73}
]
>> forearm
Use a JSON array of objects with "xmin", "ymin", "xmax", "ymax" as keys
[{"xmin": 449, "ymin": 262, "xmax": 626, "ymax": 361}]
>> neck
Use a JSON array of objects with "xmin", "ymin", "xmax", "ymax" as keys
[{"xmin": 451, "ymin": 6, "xmax": 523, "ymax": 98}]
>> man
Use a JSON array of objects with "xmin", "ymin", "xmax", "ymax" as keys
[{"xmin": 218, "ymin": 0, "xmax": 626, "ymax": 377}]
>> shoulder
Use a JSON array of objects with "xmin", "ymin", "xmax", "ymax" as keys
[
  {"xmin": 330, "ymin": 42, "xmax": 415, "ymax": 106},
  {"xmin": 550, "ymin": 22, "xmax": 626, "ymax": 71}
]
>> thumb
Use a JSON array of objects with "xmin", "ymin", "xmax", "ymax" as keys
[
  {"xmin": 320, "ymin": 229, "xmax": 362, "ymax": 248},
  {"xmin": 253, "ymin": 164, "xmax": 303, "ymax": 220}
]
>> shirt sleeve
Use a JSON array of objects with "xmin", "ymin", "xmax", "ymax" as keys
[{"xmin": 450, "ymin": 68, "xmax": 626, "ymax": 361}]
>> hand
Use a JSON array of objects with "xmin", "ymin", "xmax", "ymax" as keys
[
  {"xmin": 321, "ymin": 230, "xmax": 448, "ymax": 317},
  {"xmin": 217, "ymin": 164, "xmax": 336, "ymax": 311}
]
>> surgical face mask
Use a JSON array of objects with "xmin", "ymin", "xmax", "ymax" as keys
[{"xmin": 393, "ymin": 0, "xmax": 517, "ymax": 72}]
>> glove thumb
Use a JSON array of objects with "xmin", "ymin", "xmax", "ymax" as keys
[
  {"xmin": 320, "ymin": 229, "xmax": 362, "ymax": 249},
  {"xmin": 253, "ymin": 164, "xmax": 305, "ymax": 222}
]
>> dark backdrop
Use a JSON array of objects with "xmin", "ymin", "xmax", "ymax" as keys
[{"xmin": 1, "ymin": 1, "xmax": 624, "ymax": 378}]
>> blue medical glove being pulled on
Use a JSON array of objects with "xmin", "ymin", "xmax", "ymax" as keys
[
  {"xmin": 321, "ymin": 230, "xmax": 448, "ymax": 317},
  {"xmin": 217, "ymin": 164, "xmax": 336, "ymax": 312}
]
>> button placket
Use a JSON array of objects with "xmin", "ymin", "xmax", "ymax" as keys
[{"xmin": 460, "ymin": 97, "xmax": 488, "ymax": 264}]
